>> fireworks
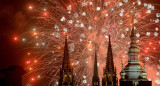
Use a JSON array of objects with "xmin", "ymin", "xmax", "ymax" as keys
[
  {"xmin": 29, "ymin": 6, "xmax": 32, "ymax": 9},
  {"xmin": 13, "ymin": 36, "xmax": 18, "ymax": 41},
  {"xmin": 20, "ymin": 0, "xmax": 160, "ymax": 86}
]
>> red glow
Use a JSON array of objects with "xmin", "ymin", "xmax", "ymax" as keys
[
  {"xmin": 44, "ymin": 12, "xmax": 47, "ymax": 16},
  {"xmin": 27, "ymin": 52, "xmax": 31, "ymax": 55},
  {"xmin": 31, "ymin": 78, "xmax": 35, "ymax": 81},
  {"xmin": 146, "ymin": 11, "xmax": 148, "ymax": 14},
  {"xmin": 26, "ymin": 61, "xmax": 31, "ymax": 64},
  {"xmin": 33, "ymin": 32, "xmax": 38, "ymax": 36},
  {"xmin": 34, "ymin": 60, "xmax": 37, "ymax": 63},
  {"xmin": 29, "ymin": 68, "xmax": 32, "ymax": 70},
  {"xmin": 145, "ymin": 50, "xmax": 148, "ymax": 53},
  {"xmin": 149, "ymin": 42, "xmax": 152, "ymax": 45},
  {"xmin": 57, "ymin": 46, "xmax": 61, "ymax": 50},
  {"xmin": 94, "ymin": 17, "xmax": 98, "ymax": 20},
  {"xmin": 102, "ymin": 10, "xmax": 107, "ymax": 14},
  {"xmin": 29, "ymin": 5, "xmax": 33, "ymax": 9},
  {"xmin": 71, "ymin": 63, "xmax": 74, "ymax": 66},
  {"xmin": 13, "ymin": 37, "xmax": 18, "ymax": 41},
  {"xmin": 138, "ymin": 15, "xmax": 141, "ymax": 17},
  {"xmin": 62, "ymin": 32, "xmax": 68, "ymax": 35}
]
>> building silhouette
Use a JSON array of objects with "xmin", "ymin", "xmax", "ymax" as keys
[
  {"xmin": 102, "ymin": 35, "xmax": 118, "ymax": 86},
  {"xmin": 119, "ymin": 28, "xmax": 152, "ymax": 86},
  {"xmin": 58, "ymin": 32, "xmax": 152, "ymax": 86},
  {"xmin": 59, "ymin": 36, "xmax": 75, "ymax": 86},
  {"xmin": 92, "ymin": 49, "xmax": 100, "ymax": 86}
]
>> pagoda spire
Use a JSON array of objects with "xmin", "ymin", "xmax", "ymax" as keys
[
  {"xmin": 106, "ymin": 35, "xmax": 114, "ymax": 72},
  {"xmin": 128, "ymin": 21, "xmax": 139, "ymax": 63},
  {"xmin": 92, "ymin": 46, "xmax": 100, "ymax": 86},
  {"xmin": 62, "ymin": 36, "xmax": 71, "ymax": 70},
  {"xmin": 127, "ymin": 8, "xmax": 139, "ymax": 63}
]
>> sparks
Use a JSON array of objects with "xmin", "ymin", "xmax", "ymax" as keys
[
  {"xmin": 13, "ymin": 37, "xmax": 18, "ymax": 41},
  {"xmin": 29, "ymin": 5, "xmax": 33, "ymax": 9},
  {"xmin": 21, "ymin": 0, "xmax": 160, "ymax": 86}
]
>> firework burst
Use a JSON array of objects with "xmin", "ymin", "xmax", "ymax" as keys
[{"xmin": 20, "ymin": 0, "xmax": 160, "ymax": 86}]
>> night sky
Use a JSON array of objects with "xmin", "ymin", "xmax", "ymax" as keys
[
  {"xmin": 0, "ymin": 0, "xmax": 29, "ymax": 69},
  {"xmin": 0, "ymin": 0, "xmax": 160, "ymax": 69}
]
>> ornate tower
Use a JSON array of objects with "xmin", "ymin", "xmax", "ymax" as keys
[
  {"xmin": 92, "ymin": 49, "xmax": 100, "ymax": 86},
  {"xmin": 119, "ymin": 28, "xmax": 152, "ymax": 86},
  {"xmin": 102, "ymin": 35, "xmax": 118, "ymax": 86},
  {"xmin": 59, "ymin": 36, "xmax": 75, "ymax": 86}
]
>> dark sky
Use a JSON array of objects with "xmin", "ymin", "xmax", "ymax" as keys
[
  {"xmin": 0, "ymin": 0, "xmax": 29, "ymax": 69},
  {"xmin": 0, "ymin": 0, "xmax": 160, "ymax": 69}
]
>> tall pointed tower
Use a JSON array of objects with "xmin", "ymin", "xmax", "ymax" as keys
[
  {"xmin": 119, "ymin": 27, "xmax": 152, "ymax": 86},
  {"xmin": 102, "ymin": 35, "xmax": 118, "ymax": 86},
  {"xmin": 92, "ymin": 49, "xmax": 100, "ymax": 86},
  {"xmin": 59, "ymin": 36, "xmax": 75, "ymax": 86}
]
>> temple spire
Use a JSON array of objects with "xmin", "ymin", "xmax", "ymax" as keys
[
  {"xmin": 92, "ymin": 46, "xmax": 100, "ymax": 86},
  {"xmin": 102, "ymin": 35, "xmax": 118, "ymax": 86},
  {"xmin": 106, "ymin": 35, "xmax": 114, "ymax": 72},
  {"xmin": 59, "ymin": 36, "xmax": 75, "ymax": 86},
  {"xmin": 128, "ymin": 28, "xmax": 139, "ymax": 63},
  {"xmin": 93, "ymin": 48, "xmax": 99, "ymax": 78},
  {"xmin": 62, "ymin": 36, "xmax": 71, "ymax": 70}
]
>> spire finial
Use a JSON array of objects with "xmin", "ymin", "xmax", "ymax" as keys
[
  {"xmin": 130, "ymin": 8, "xmax": 136, "ymax": 44},
  {"xmin": 143, "ymin": 63, "xmax": 146, "ymax": 72},
  {"xmin": 65, "ymin": 35, "xmax": 67, "ymax": 44},
  {"xmin": 109, "ymin": 34, "xmax": 111, "ymax": 42},
  {"xmin": 62, "ymin": 35, "xmax": 71, "ymax": 70},
  {"xmin": 131, "ymin": 7, "xmax": 135, "ymax": 31},
  {"xmin": 132, "ymin": 13, "xmax": 134, "ymax": 25},
  {"xmin": 108, "ymin": 34, "xmax": 111, "ymax": 47}
]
